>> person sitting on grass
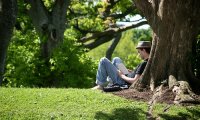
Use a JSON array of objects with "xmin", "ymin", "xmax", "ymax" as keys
[{"xmin": 92, "ymin": 41, "xmax": 151, "ymax": 90}]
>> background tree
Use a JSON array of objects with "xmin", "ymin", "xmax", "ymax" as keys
[
  {"xmin": 70, "ymin": 0, "xmax": 148, "ymax": 59},
  {"xmin": 132, "ymin": 0, "xmax": 200, "ymax": 103},
  {"xmin": 0, "ymin": 0, "xmax": 17, "ymax": 85},
  {"xmin": 23, "ymin": 0, "xmax": 71, "ymax": 85},
  {"xmin": 5, "ymin": 0, "xmax": 148, "ymax": 87},
  {"xmin": 3, "ymin": 0, "xmax": 97, "ymax": 87},
  {"xmin": 3, "ymin": 0, "xmax": 199, "ymax": 90},
  {"xmin": 26, "ymin": 0, "xmax": 70, "ymax": 60}
]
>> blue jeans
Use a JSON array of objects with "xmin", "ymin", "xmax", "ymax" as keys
[{"xmin": 96, "ymin": 57, "xmax": 127, "ymax": 86}]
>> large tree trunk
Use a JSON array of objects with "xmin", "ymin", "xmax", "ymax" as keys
[
  {"xmin": 27, "ymin": 0, "xmax": 70, "ymax": 59},
  {"xmin": 26, "ymin": 0, "xmax": 70, "ymax": 85},
  {"xmin": 132, "ymin": 0, "xmax": 200, "ymax": 103},
  {"xmin": 0, "ymin": 0, "xmax": 17, "ymax": 85}
]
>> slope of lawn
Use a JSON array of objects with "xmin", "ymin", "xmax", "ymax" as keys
[{"xmin": 0, "ymin": 88, "xmax": 200, "ymax": 120}]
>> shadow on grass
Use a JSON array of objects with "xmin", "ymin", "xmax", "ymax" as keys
[
  {"xmin": 95, "ymin": 107, "xmax": 146, "ymax": 120},
  {"xmin": 158, "ymin": 107, "xmax": 200, "ymax": 120}
]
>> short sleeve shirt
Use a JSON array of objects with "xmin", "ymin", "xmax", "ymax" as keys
[{"xmin": 128, "ymin": 59, "xmax": 148, "ymax": 78}]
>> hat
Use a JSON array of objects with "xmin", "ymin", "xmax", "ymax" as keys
[{"xmin": 136, "ymin": 41, "xmax": 151, "ymax": 49}]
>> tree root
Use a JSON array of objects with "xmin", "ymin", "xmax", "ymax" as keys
[
  {"xmin": 147, "ymin": 82, "xmax": 167, "ymax": 120},
  {"xmin": 172, "ymin": 81, "xmax": 200, "ymax": 104},
  {"xmin": 168, "ymin": 75, "xmax": 200, "ymax": 104}
]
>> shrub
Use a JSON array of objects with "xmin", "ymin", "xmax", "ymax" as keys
[{"xmin": 4, "ymin": 29, "xmax": 97, "ymax": 88}]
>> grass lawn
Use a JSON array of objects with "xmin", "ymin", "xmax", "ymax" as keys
[{"xmin": 0, "ymin": 88, "xmax": 200, "ymax": 120}]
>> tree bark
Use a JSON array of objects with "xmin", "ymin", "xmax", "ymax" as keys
[
  {"xmin": 0, "ymin": 0, "xmax": 17, "ymax": 85},
  {"xmin": 132, "ymin": 0, "xmax": 200, "ymax": 102},
  {"xmin": 27, "ymin": 0, "xmax": 70, "ymax": 59},
  {"xmin": 106, "ymin": 33, "xmax": 122, "ymax": 60},
  {"xmin": 26, "ymin": 0, "xmax": 70, "ymax": 86}
]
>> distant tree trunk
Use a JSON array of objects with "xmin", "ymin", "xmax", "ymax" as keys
[
  {"xmin": 0, "ymin": 0, "xmax": 17, "ymax": 85},
  {"xmin": 132, "ymin": 0, "xmax": 200, "ymax": 103},
  {"xmin": 27, "ymin": 0, "xmax": 70, "ymax": 59},
  {"xmin": 26, "ymin": 0, "xmax": 70, "ymax": 86}
]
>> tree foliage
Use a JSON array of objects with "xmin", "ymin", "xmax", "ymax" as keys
[
  {"xmin": 1, "ymin": 0, "xmax": 200, "ymax": 89},
  {"xmin": 4, "ymin": 28, "xmax": 96, "ymax": 88},
  {"xmin": 3, "ymin": 0, "xmax": 149, "ymax": 87}
]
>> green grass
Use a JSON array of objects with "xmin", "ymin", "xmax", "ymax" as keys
[{"xmin": 0, "ymin": 88, "xmax": 200, "ymax": 120}]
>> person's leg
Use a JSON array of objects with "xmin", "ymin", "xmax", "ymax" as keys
[
  {"xmin": 112, "ymin": 57, "xmax": 123, "ymax": 67},
  {"xmin": 95, "ymin": 57, "xmax": 126, "ymax": 87},
  {"xmin": 107, "ymin": 57, "xmax": 123, "ymax": 85}
]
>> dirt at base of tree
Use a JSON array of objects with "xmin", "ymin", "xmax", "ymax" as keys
[{"xmin": 112, "ymin": 88, "xmax": 176, "ymax": 104}]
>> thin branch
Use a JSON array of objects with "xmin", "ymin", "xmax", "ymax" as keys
[
  {"xmin": 105, "ymin": 6, "xmax": 137, "ymax": 19},
  {"xmin": 102, "ymin": 0, "xmax": 121, "ymax": 19}
]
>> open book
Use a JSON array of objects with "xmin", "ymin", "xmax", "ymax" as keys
[{"xmin": 117, "ymin": 63, "xmax": 129, "ymax": 75}]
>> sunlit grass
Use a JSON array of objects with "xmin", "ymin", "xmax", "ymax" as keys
[{"xmin": 0, "ymin": 88, "xmax": 200, "ymax": 120}]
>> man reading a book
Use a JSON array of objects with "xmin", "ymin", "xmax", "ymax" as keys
[{"xmin": 92, "ymin": 41, "xmax": 151, "ymax": 90}]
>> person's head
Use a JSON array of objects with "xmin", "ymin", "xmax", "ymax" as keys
[{"xmin": 136, "ymin": 41, "xmax": 151, "ymax": 60}]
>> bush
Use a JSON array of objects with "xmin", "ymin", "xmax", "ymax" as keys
[
  {"xmin": 4, "ymin": 29, "xmax": 97, "ymax": 88},
  {"xmin": 4, "ymin": 30, "xmax": 40, "ymax": 87},
  {"xmin": 48, "ymin": 37, "xmax": 97, "ymax": 88}
]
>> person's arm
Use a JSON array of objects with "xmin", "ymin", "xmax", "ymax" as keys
[{"xmin": 118, "ymin": 70, "xmax": 141, "ymax": 84}]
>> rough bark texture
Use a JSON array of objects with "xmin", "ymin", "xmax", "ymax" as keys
[
  {"xmin": 27, "ymin": 0, "xmax": 70, "ymax": 59},
  {"xmin": 0, "ymin": 0, "xmax": 17, "ymax": 85},
  {"xmin": 106, "ymin": 33, "xmax": 122, "ymax": 60},
  {"xmin": 131, "ymin": 0, "xmax": 200, "ymax": 103},
  {"xmin": 26, "ymin": 0, "xmax": 70, "ymax": 85}
]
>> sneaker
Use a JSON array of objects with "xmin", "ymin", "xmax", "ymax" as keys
[{"xmin": 91, "ymin": 85, "xmax": 103, "ymax": 90}]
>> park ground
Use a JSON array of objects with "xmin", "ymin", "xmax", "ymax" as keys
[{"xmin": 113, "ymin": 87, "xmax": 198, "ymax": 106}]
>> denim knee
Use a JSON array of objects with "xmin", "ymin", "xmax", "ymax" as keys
[
  {"xmin": 99, "ymin": 57, "xmax": 109, "ymax": 64},
  {"xmin": 112, "ymin": 57, "xmax": 122, "ymax": 63},
  {"xmin": 112, "ymin": 57, "xmax": 122, "ymax": 66}
]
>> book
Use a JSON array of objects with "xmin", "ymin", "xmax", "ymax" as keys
[{"xmin": 117, "ymin": 63, "xmax": 129, "ymax": 75}]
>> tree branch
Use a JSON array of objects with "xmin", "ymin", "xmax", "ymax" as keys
[
  {"xmin": 102, "ymin": 0, "xmax": 121, "ymax": 19},
  {"xmin": 106, "ymin": 33, "xmax": 122, "ymax": 60},
  {"xmin": 27, "ymin": 0, "xmax": 49, "ymax": 34},
  {"xmin": 72, "ymin": 19, "xmax": 100, "ymax": 34},
  {"xmin": 133, "ymin": 0, "xmax": 155, "ymax": 24},
  {"xmin": 84, "ymin": 35, "xmax": 114, "ymax": 50},
  {"xmin": 106, "ymin": 6, "xmax": 137, "ymax": 20},
  {"xmin": 52, "ymin": 0, "xmax": 70, "ymax": 21},
  {"xmin": 51, "ymin": 0, "xmax": 71, "ymax": 41},
  {"xmin": 80, "ymin": 20, "xmax": 148, "ymax": 43}
]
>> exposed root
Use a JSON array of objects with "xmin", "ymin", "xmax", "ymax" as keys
[
  {"xmin": 147, "ymin": 82, "xmax": 165, "ymax": 120},
  {"xmin": 172, "ymin": 81, "xmax": 200, "ymax": 104}
]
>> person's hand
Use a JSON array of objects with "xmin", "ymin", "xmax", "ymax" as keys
[{"xmin": 118, "ymin": 70, "xmax": 124, "ymax": 78}]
